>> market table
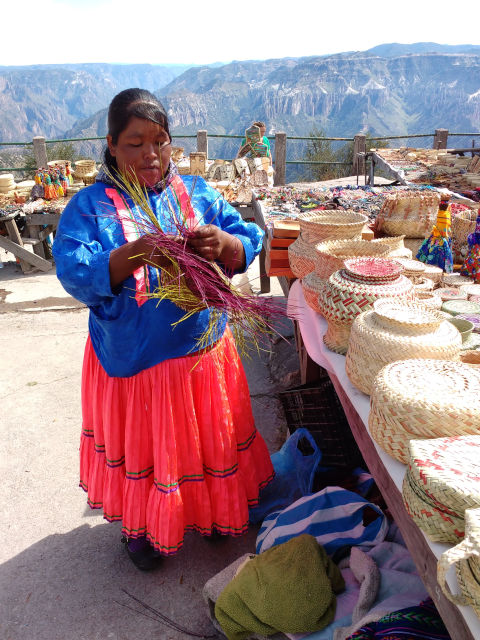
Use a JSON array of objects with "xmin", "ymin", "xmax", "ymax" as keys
[
  {"xmin": 288, "ymin": 279, "xmax": 480, "ymax": 640},
  {"xmin": 0, "ymin": 212, "xmax": 55, "ymax": 273}
]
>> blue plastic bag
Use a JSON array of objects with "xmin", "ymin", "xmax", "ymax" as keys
[{"xmin": 248, "ymin": 428, "xmax": 322, "ymax": 524}]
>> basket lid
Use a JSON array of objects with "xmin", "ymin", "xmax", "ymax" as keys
[
  {"xmin": 344, "ymin": 257, "xmax": 404, "ymax": 282},
  {"xmin": 407, "ymin": 436, "xmax": 480, "ymax": 516},
  {"xmin": 373, "ymin": 299, "xmax": 444, "ymax": 332},
  {"xmin": 442, "ymin": 299, "xmax": 480, "ymax": 316},
  {"xmin": 393, "ymin": 258, "xmax": 426, "ymax": 275},
  {"xmin": 436, "ymin": 287, "xmax": 469, "ymax": 302},
  {"xmin": 461, "ymin": 284, "xmax": 480, "ymax": 298}
]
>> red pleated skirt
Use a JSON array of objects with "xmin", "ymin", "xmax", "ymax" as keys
[{"xmin": 79, "ymin": 328, "xmax": 274, "ymax": 555}]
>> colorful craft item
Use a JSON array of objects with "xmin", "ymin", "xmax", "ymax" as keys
[
  {"xmin": 416, "ymin": 196, "xmax": 454, "ymax": 273},
  {"xmin": 461, "ymin": 212, "xmax": 480, "ymax": 283},
  {"xmin": 34, "ymin": 165, "xmax": 70, "ymax": 200}
]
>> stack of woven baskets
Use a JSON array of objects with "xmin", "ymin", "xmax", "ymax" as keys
[
  {"xmin": 368, "ymin": 359, "xmax": 480, "ymax": 464},
  {"xmin": 288, "ymin": 210, "xmax": 368, "ymax": 280},
  {"xmin": 317, "ymin": 257, "xmax": 415, "ymax": 354},
  {"xmin": 346, "ymin": 300, "xmax": 462, "ymax": 395}
]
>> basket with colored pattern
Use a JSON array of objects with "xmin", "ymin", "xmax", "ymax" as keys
[
  {"xmin": 402, "ymin": 436, "xmax": 480, "ymax": 543},
  {"xmin": 301, "ymin": 271, "xmax": 325, "ymax": 313},
  {"xmin": 318, "ymin": 257, "xmax": 414, "ymax": 354},
  {"xmin": 376, "ymin": 191, "xmax": 441, "ymax": 238},
  {"xmin": 369, "ymin": 359, "xmax": 480, "ymax": 463}
]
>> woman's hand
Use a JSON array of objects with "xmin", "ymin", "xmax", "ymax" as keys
[
  {"xmin": 187, "ymin": 225, "xmax": 246, "ymax": 272},
  {"xmin": 109, "ymin": 234, "xmax": 176, "ymax": 290}
]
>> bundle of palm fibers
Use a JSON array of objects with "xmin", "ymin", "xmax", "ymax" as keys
[{"xmin": 104, "ymin": 169, "xmax": 289, "ymax": 354}]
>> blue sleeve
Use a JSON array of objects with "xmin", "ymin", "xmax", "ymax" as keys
[
  {"xmin": 191, "ymin": 178, "xmax": 264, "ymax": 274},
  {"xmin": 52, "ymin": 188, "xmax": 118, "ymax": 307}
]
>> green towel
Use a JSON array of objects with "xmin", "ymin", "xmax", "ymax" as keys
[{"xmin": 214, "ymin": 534, "xmax": 345, "ymax": 640}]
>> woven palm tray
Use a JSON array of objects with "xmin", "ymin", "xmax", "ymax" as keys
[
  {"xmin": 402, "ymin": 436, "xmax": 480, "ymax": 543},
  {"xmin": 369, "ymin": 359, "xmax": 480, "ymax": 463},
  {"xmin": 346, "ymin": 301, "xmax": 461, "ymax": 395}
]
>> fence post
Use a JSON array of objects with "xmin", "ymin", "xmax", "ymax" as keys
[
  {"xmin": 274, "ymin": 132, "xmax": 287, "ymax": 186},
  {"xmin": 197, "ymin": 130, "xmax": 208, "ymax": 158},
  {"xmin": 433, "ymin": 128, "xmax": 449, "ymax": 149},
  {"xmin": 32, "ymin": 136, "xmax": 48, "ymax": 168},
  {"xmin": 353, "ymin": 134, "xmax": 366, "ymax": 175}
]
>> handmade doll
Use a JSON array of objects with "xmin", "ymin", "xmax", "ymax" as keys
[
  {"xmin": 461, "ymin": 213, "xmax": 480, "ymax": 283},
  {"xmin": 416, "ymin": 195, "xmax": 453, "ymax": 273}
]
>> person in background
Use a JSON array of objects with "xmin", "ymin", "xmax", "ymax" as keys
[
  {"xmin": 237, "ymin": 121, "xmax": 272, "ymax": 164},
  {"xmin": 52, "ymin": 88, "xmax": 274, "ymax": 571}
]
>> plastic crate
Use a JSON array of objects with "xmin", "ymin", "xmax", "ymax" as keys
[{"xmin": 279, "ymin": 379, "xmax": 364, "ymax": 468}]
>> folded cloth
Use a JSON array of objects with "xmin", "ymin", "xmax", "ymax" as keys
[
  {"xmin": 345, "ymin": 597, "xmax": 450, "ymax": 639},
  {"xmin": 215, "ymin": 534, "xmax": 345, "ymax": 640},
  {"xmin": 256, "ymin": 487, "xmax": 388, "ymax": 560}
]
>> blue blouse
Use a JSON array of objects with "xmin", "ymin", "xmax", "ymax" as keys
[{"xmin": 52, "ymin": 176, "xmax": 263, "ymax": 377}]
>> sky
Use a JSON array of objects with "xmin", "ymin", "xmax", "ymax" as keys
[{"xmin": 2, "ymin": 0, "xmax": 479, "ymax": 66}]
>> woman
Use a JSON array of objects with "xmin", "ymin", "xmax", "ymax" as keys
[{"xmin": 53, "ymin": 88, "xmax": 274, "ymax": 570}]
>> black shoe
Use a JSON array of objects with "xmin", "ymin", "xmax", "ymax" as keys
[{"xmin": 122, "ymin": 536, "xmax": 162, "ymax": 571}]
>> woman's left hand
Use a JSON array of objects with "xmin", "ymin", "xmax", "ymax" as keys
[{"xmin": 187, "ymin": 225, "xmax": 246, "ymax": 271}]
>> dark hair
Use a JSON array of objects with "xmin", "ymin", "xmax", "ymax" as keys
[
  {"xmin": 104, "ymin": 88, "xmax": 170, "ymax": 170},
  {"xmin": 253, "ymin": 121, "xmax": 266, "ymax": 129}
]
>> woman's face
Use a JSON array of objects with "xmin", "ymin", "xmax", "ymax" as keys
[{"xmin": 107, "ymin": 116, "xmax": 171, "ymax": 187}]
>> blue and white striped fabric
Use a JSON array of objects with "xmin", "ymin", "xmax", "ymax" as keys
[{"xmin": 256, "ymin": 486, "xmax": 388, "ymax": 556}]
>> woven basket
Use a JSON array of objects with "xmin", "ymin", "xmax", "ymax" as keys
[
  {"xmin": 403, "ymin": 237, "xmax": 424, "ymax": 256},
  {"xmin": 372, "ymin": 235, "xmax": 406, "ymax": 253},
  {"xmin": 376, "ymin": 191, "xmax": 441, "ymax": 238},
  {"xmin": 393, "ymin": 258, "xmax": 426, "ymax": 281},
  {"xmin": 301, "ymin": 272, "xmax": 325, "ymax": 312},
  {"xmin": 297, "ymin": 210, "xmax": 368, "ymax": 243},
  {"xmin": 438, "ymin": 507, "xmax": 480, "ymax": 616},
  {"xmin": 452, "ymin": 210, "xmax": 477, "ymax": 262},
  {"xmin": 423, "ymin": 264, "xmax": 443, "ymax": 284},
  {"xmin": 435, "ymin": 287, "xmax": 468, "ymax": 302},
  {"xmin": 461, "ymin": 284, "xmax": 480, "ymax": 299},
  {"xmin": 456, "ymin": 313, "xmax": 480, "ymax": 333},
  {"xmin": 403, "ymin": 436, "xmax": 480, "ymax": 543},
  {"xmin": 318, "ymin": 257, "xmax": 415, "ymax": 354},
  {"xmin": 442, "ymin": 272, "xmax": 474, "ymax": 288},
  {"xmin": 74, "ymin": 159, "xmax": 96, "ymax": 178},
  {"xmin": 346, "ymin": 301, "xmax": 461, "ymax": 395},
  {"xmin": 288, "ymin": 236, "xmax": 317, "ymax": 279},
  {"xmin": 369, "ymin": 359, "xmax": 480, "ymax": 463},
  {"xmin": 442, "ymin": 299, "xmax": 480, "ymax": 317},
  {"xmin": 459, "ymin": 350, "xmax": 480, "ymax": 365},
  {"xmin": 414, "ymin": 291, "xmax": 443, "ymax": 309},
  {"xmin": 314, "ymin": 239, "xmax": 390, "ymax": 281},
  {"xmin": 412, "ymin": 277, "xmax": 435, "ymax": 292}
]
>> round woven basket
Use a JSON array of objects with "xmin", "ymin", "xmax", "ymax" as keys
[
  {"xmin": 372, "ymin": 235, "xmax": 413, "ymax": 258},
  {"xmin": 461, "ymin": 284, "xmax": 480, "ymax": 299},
  {"xmin": 297, "ymin": 210, "xmax": 368, "ymax": 243},
  {"xmin": 456, "ymin": 313, "xmax": 480, "ymax": 333},
  {"xmin": 301, "ymin": 272, "xmax": 325, "ymax": 313},
  {"xmin": 412, "ymin": 277, "xmax": 435, "ymax": 292},
  {"xmin": 318, "ymin": 257, "xmax": 415, "ymax": 354},
  {"xmin": 74, "ymin": 159, "xmax": 97, "ymax": 178},
  {"xmin": 435, "ymin": 287, "xmax": 468, "ymax": 302},
  {"xmin": 288, "ymin": 236, "xmax": 317, "ymax": 279},
  {"xmin": 314, "ymin": 239, "xmax": 390, "ymax": 281},
  {"xmin": 438, "ymin": 507, "xmax": 480, "ymax": 616},
  {"xmin": 459, "ymin": 350, "xmax": 480, "ymax": 365},
  {"xmin": 442, "ymin": 272, "xmax": 474, "ymax": 288},
  {"xmin": 369, "ymin": 359, "xmax": 480, "ymax": 463},
  {"xmin": 452, "ymin": 210, "xmax": 477, "ymax": 262},
  {"xmin": 376, "ymin": 191, "xmax": 441, "ymax": 238},
  {"xmin": 414, "ymin": 290, "xmax": 443, "ymax": 309},
  {"xmin": 403, "ymin": 237, "xmax": 424, "ymax": 256},
  {"xmin": 393, "ymin": 258, "xmax": 426, "ymax": 281},
  {"xmin": 346, "ymin": 301, "xmax": 461, "ymax": 395},
  {"xmin": 423, "ymin": 264, "xmax": 443, "ymax": 284},
  {"xmin": 402, "ymin": 436, "xmax": 480, "ymax": 543},
  {"xmin": 442, "ymin": 299, "xmax": 480, "ymax": 317}
]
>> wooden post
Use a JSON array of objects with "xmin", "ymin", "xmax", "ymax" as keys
[
  {"xmin": 433, "ymin": 128, "xmax": 449, "ymax": 149},
  {"xmin": 197, "ymin": 130, "xmax": 208, "ymax": 158},
  {"xmin": 32, "ymin": 136, "xmax": 48, "ymax": 168},
  {"xmin": 353, "ymin": 134, "xmax": 366, "ymax": 175},
  {"xmin": 274, "ymin": 132, "xmax": 286, "ymax": 186}
]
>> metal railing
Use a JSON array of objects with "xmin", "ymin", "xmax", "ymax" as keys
[{"xmin": 1, "ymin": 129, "xmax": 480, "ymax": 185}]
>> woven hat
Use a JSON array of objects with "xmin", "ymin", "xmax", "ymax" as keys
[
  {"xmin": 318, "ymin": 258, "xmax": 414, "ymax": 354},
  {"xmin": 346, "ymin": 301, "xmax": 461, "ymax": 395},
  {"xmin": 438, "ymin": 507, "xmax": 480, "ymax": 616},
  {"xmin": 402, "ymin": 436, "xmax": 480, "ymax": 543},
  {"xmin": 369, "ymin": 359, "xmax": 480, "ymax": 463}
]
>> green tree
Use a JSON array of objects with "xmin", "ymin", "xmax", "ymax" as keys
[{"xmin": 301, "ymin": 128, "xmax": 343, "ymax": 182}]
